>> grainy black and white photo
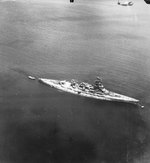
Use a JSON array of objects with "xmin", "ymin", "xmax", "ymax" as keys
[{"xmin": 0, "ymin": 0, "xmax": 150, "ymax": 162}]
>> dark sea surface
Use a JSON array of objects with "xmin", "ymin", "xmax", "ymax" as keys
[{"xmin": 0, "ymin": 0, "xmax": 150, "ymax": 162}]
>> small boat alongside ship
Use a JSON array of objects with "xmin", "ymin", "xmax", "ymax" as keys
[
  {"xmin": 36, "ymin": 77, "xmax": 144, "ymax": 108},
  {"xmin": 28, "ymin": 76, "xmax": 36, "ymax": 80}
]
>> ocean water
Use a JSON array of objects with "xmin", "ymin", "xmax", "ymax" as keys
[{"xmin": 0, "ymin": 0, "xmax": 150, "ymax": 162}]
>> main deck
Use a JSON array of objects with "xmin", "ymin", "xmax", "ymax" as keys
[{"xmin": 38, "ymin": 78, "xmax": 140, "ymax": 105}]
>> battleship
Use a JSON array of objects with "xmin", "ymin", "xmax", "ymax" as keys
[{"xmin": 28, "ymin": 76, "xmax": 144, "ymax": 108}]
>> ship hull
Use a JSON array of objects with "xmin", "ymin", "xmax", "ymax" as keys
[{"xmin": 38, "ymin": 78, "xmax": 139, "ymax": 105}]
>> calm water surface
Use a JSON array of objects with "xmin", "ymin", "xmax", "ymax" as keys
[{"xmin": 0, "ymin": 0, "xmax": 150, "ymax": 162}]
